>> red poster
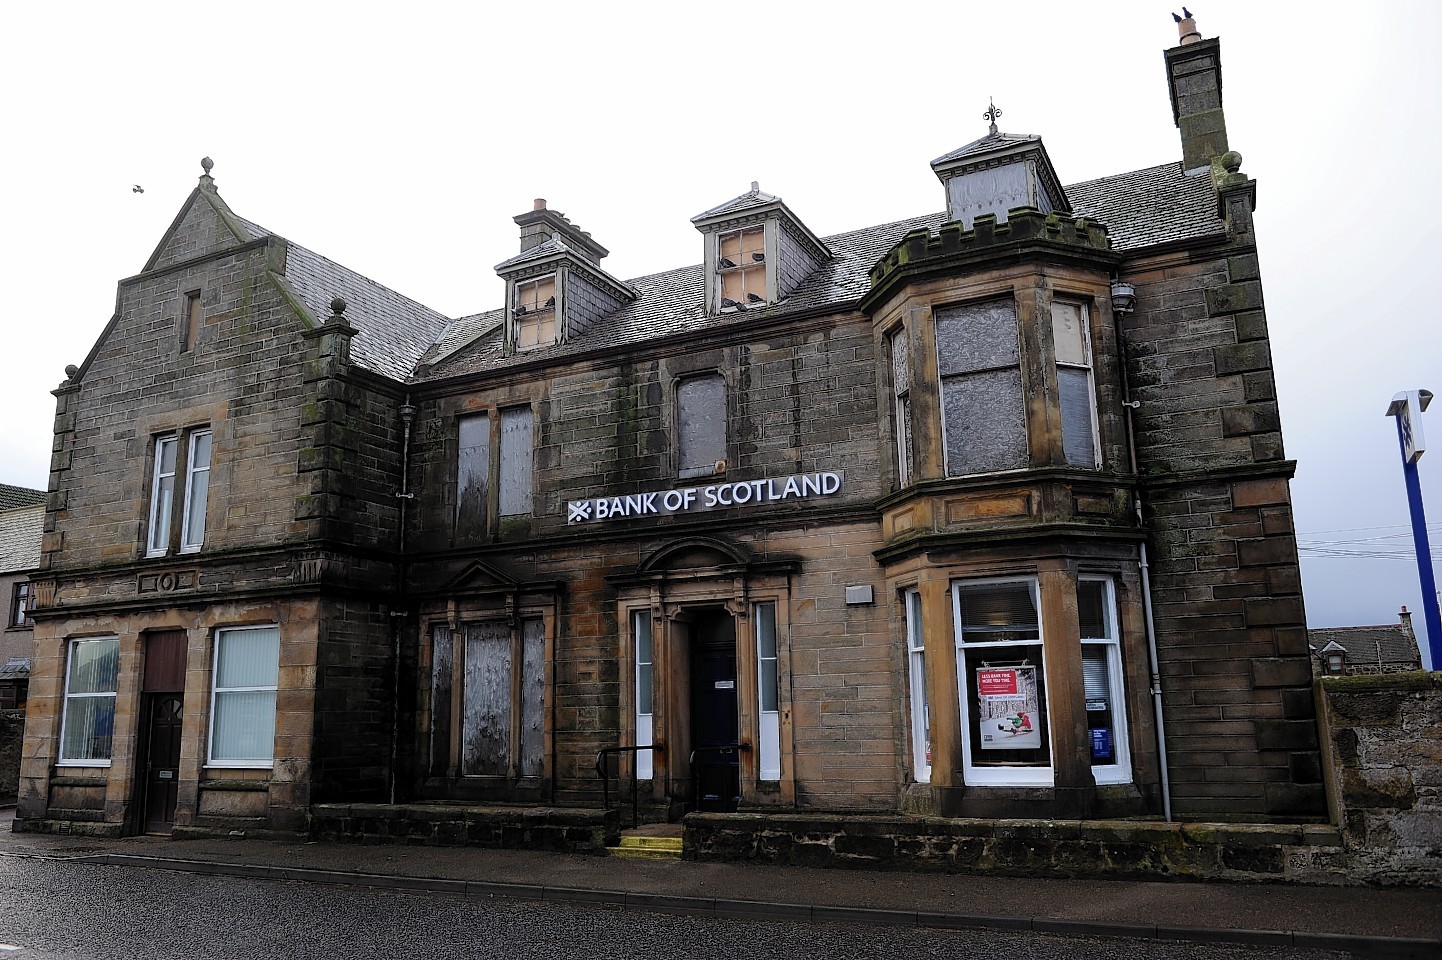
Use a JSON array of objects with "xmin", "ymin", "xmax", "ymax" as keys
[{"xmin": 977, "ymin": 669, "xmax": 1019, "ymax": 698}]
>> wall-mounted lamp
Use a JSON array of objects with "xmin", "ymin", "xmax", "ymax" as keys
[{"xmin": 1110, "ymin": 281, "xmax": 1137, "ymax": 314}]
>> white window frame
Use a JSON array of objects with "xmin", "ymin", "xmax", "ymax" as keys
[
  {"xmin": 1053, "ymin": 299, "xmax": 1101, "ymax": 468},
  {"xmin": 953, "ymin": 577, "xmax": 1054, "ymax": 787},
  {"xmin": 1079, "ymin": 576, "xmax": 1132, "ymax": 785},
  {"xmin": 207, "ymin": 625, "xmax": 280, "ymax": 769},
  {"xmin": 633, "ymin": 609, "xmax": 654, "ymax": 780},
  {"xmin": 905, "ymin": 588, "xmax": 930, "ymax": 783},
  {"xmin": 147, "ymin": 435, "xmax": 178, "ymax": 557},
  {"xmin": 890, "ymin": 329, "xmax": 913, "ymax": 487},
  {"xmin": 180, "ymin": 429, "xmax": 212, "ymax": 553},
  {"xmin": 57, "ymin": 636, "xmax": 119, "ymax": 767},
  {"xmin": 755, "ymin": 601, "xmax": 780, "ymax": 782}
]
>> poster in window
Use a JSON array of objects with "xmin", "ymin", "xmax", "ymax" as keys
[{"xmin": 977, "ymin": 666, "xmax": 1041, "ymax": 750}]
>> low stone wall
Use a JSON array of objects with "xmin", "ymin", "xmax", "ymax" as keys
[
  {"xmin": 311, "ymin": 802, "xmax": 617, "ymax": 855},
  {"xmin": 685, "ymin": 813, "xmax": 1349, "ymax": 883},
  {"xmin": 1317, "ymin": 671, "xmax": 1442, "ymax": 885},
  {"xmin": 0, "ymin": 710, "xmax": 22, "ymax": 803}
]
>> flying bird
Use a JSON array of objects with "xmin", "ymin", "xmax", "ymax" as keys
[{"xmin": 132, "ymin": 185, "xmax": 144, "ymax": 194}]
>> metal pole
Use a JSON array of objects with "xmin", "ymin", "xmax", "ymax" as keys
[{"xmin": 1395, "ymin": 416, "xmax": 1442, "ymax": 668}]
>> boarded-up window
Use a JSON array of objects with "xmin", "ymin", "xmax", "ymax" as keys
[
  {"xmin": 1052, "ymin": 300, "xmax": 1098, "ymax": 468},
  {"xmin": 462, "ymin": 623, "xmax": 510, "ymax": 776},
  {"xmin": 430, "ymin": 624, "xmax": 453, "ymax": 776},
  {"xmin": 498, "ymin": 407, "xmax": 533, "ymax": 517},
  {"xmin": 935, "ymin": 300, "xmax": 1027, "ymax": 476},
  {"xmin": 718, "ymin": 228, "xmax": 766, "ymax": 308},
  {"xmin": 890, "ymin": 330, "xmax": 914, "ymax": 485},
  {"xmin": 456, "ymin": 414, "xmax": 491, "ymax": 539},
  {"xmin": 678, "ymin": 375, "xmax": 726, "ymax": 478},
  {"xmin": 515, "ymin": 275, "xmax": 558, "ymax": 351},
  {"xmin": 519, "ymin": 618, "xmax": 545, "ymax": 778}
]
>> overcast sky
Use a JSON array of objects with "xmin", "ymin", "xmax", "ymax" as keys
[{"xmin": 2, "ymin": 1, "xmax": 1438, "ymax": 659}]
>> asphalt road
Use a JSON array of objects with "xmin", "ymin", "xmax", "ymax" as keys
[{"xmin": 0, "ymin": 856, "xmax": 1356, "ymax": 960}]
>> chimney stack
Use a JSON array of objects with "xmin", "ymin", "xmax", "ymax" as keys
[{"xmin": 1164, "ymin": 14, "xmax": 1230, "ymax": 174}]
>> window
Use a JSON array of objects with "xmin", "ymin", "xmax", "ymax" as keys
[
  {"xmin": 1053, "ymin": 300, "xmax": 1099, "ymax": 467},
  {"xmin": 498, "ymin": 407, "xmax": 534, "ymax": 518},
  {"xmin": 677, "ymin": 375, "xmax": 726, "ymax": 479},
  {"xmin": 755, "ymin": 601, "xmax": 780, "ymax": 782},
  {"xmin": 718, "ymin": 227, "xmax": 767, "ymax": 309},
  {"xmin": 1078, "ymin": 577, "xmax": 1131, "ymax": 784},
  {"xmin": 634, "ymin": 610, "xmax": 654, "ymax": 779},
  {"xmin": 455, "ymin": 413, "xmax": 491, "ymax": 540},
  {"xmin": 889, "ymin": 330, "xmax": 914, "ymax": 486},
  {"xmin": 454, "ymin": 619, "xmax": 545, "ymax": 778},
  {"xmin": 904, "ymin": 588, "xmax": 930, "ymax": 782},
  {"xmin": 209, "ymin": 625, "xmax": 279, "ymax": 767},
  {"xmin": 514, "ymin": 275, "xmax": 557, "ymax": 351},
  {"xmin": 953, "ymin": 579, "xmax": 1051, "ymax": 785},
  {"xmin": 935, "ymin": 301, "xmax": 1027, "ymax": 476},
  {"xmin": 182, "ymin": 290, "xmax": 202, "ymax": 351},
  {"xmin": 58, "ymin": 637, "xmax": 119, "ymax": 765},
  {"xmin": 10, "ymin": 582, "xmax": 34, "ymax": 628},
  {"xmin": 147, "ymin": 429, "xmax": 212, "ymax": 558}
]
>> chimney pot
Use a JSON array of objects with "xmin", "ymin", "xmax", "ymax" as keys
[
  {"xmin": 533, "ymin": 198, "xmax": 547, "ymax": 211},
  {"xmin": 1178, "ymin": 15, "xmax": 1201, "ymax": 44}
]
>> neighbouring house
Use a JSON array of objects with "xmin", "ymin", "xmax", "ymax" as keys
[
  {"xmin": 16, "ymin": 15, "xmax": 1326, "ymax": 842},
  {"xmin": 1, "ymin": 486, "xmax": 45, "ymax": 802},
  {"xmin": 1310, "ymin": 608, "xmax": 1424, "ymax": 677}
]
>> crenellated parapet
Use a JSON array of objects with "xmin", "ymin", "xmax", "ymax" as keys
[{"xmin": 863, "ymin": 208, "xmax": 1118, "ymax": 312}]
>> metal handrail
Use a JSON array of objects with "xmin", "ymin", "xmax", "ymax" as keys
[
  {"xmin": 687, "ymin": 742, "xmax": 750, "ymax": 766},
  {"xmin": 595, "ymin": 743, "xmax": 661, "ymax": 828}
]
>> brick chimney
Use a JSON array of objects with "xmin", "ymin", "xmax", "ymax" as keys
[{"xmin": 1164, "ymin": 14, "xmax": 1230, "ymax": 174}]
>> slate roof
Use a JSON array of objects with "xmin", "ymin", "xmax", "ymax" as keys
[
  {"xmin": 0, "ymin": 485, "xmax": 44, "ymax": 513},
  {"xmin": 931, "ymin": 130, "xmax": 1043, "ymax": 167},
  {"xmin": 691, "ymin": 184, "xmax": 782, "ymax": 223},
  {"xmin": 416, "ymin": 160, "xmax": 1223, "ymax": 382},
  {"xmin": 0, "ymin": 506, "xmax": 43, "ymax": 574},
  {"xmin": 1309, "ymin": 623, "xmax": 1422, "ymax": 667},
  {"xmin": 235, "ymin": 217, "xmax": 453, "ymax": 383},
  {"xmin": 1068, "ymin": 162, "xmax": 1222, "ymax": 251},
  {"xmin": 0, "ymin": 657, "xmax": 28, "ymax": 681}
]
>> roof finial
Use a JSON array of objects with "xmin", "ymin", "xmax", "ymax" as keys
[
  {"xmin": 983, "ymin": 99, "xmax": 1002, "ymax": 135},
  {"xmin": 750, "ymin": 180, "xmax": 760, "ymax": 194},
  {"xmin": 199, "ymin": 156, "xmax": 215, "ymax": 190}
]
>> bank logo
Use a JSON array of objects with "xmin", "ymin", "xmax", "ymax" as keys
[{"xmin": 567, "ymin": 500, "xmax": 593, "ymax": 524}]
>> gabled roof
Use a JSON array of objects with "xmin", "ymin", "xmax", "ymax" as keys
[
  {"xmin": 691, "ymin": 183, "xmax": 782, "ymax": 223},
  {"xmin": 1308, "ymin": 623, "xmax": 1422, "ymax": 666},
  {"xmin": 0, "ymin": 485, "xmax": 44, "ymax": 513},
  {"xmin": 0, "ymin": 506, "xmax": 44, "ymax": 575},
  {"xmin": 418, "ymin": 160, "xmax": 1223, "ymax": 382},
  {"xmin": 228, "ymin": 216, "xmax": 452, "ymax": 382}
]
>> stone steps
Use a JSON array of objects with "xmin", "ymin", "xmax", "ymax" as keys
[{"xmin": 607, "ymin": 834, "xmax": 683, "ymax": 860}]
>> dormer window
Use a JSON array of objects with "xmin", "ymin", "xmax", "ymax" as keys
[
  {"xmin": 692, "ymin": 183, "xmax": 830, "ymax": 317},
  {"xmin": 718, "ymin": 228, "xmax": 767, "ymax": 310},
  {"xmin": 514, "ymin": 275, "xmax": 557, "ymax": 351}
]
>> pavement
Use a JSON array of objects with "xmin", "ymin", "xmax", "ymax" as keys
[{"xmin": 2, "ymin": 808, "xmax": 1439, "ymax": 959}]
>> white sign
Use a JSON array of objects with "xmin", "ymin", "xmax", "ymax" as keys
[
  {"xmin": 1392, "ymin": 390, "xmax": 1429, "ymax": 464},
  {"xmin": 567, "ymin": 471, "xmax": 843, "ymax": 524}
]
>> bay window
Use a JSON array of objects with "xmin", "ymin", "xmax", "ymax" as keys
[{"xmin": 905, "ymin": 588, "xmax": 930, "ymax": 782}]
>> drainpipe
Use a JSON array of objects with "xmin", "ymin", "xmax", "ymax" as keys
[
  {"xmin": 390, "ymin": 397, "xmax": 418, "ymax": 805},
  {"xmin": 1112, "ymin": 281, "xmax": 1173, "ymax": 822}
]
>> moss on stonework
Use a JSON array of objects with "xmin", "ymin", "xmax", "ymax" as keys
[{"xmin": 1322, "ymin": 671, "xmax": 1437, "ymax": 694}]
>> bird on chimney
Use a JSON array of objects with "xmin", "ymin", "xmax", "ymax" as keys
[{"xmin": 1172, "ymin": 7, "xmax": 1192, "ymax": 22}]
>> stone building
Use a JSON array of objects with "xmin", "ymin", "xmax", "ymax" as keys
[
  {"xmin": 1310, "ymin": 609, "xmax": 1423, "ymax": 677},
  {"xmin": 0, "ymin": 486, "xmax": 45, "ymax": 712},
  {"xmin": 16, "ymin": 17, "xmax": 1326, "ymax": 840}
]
